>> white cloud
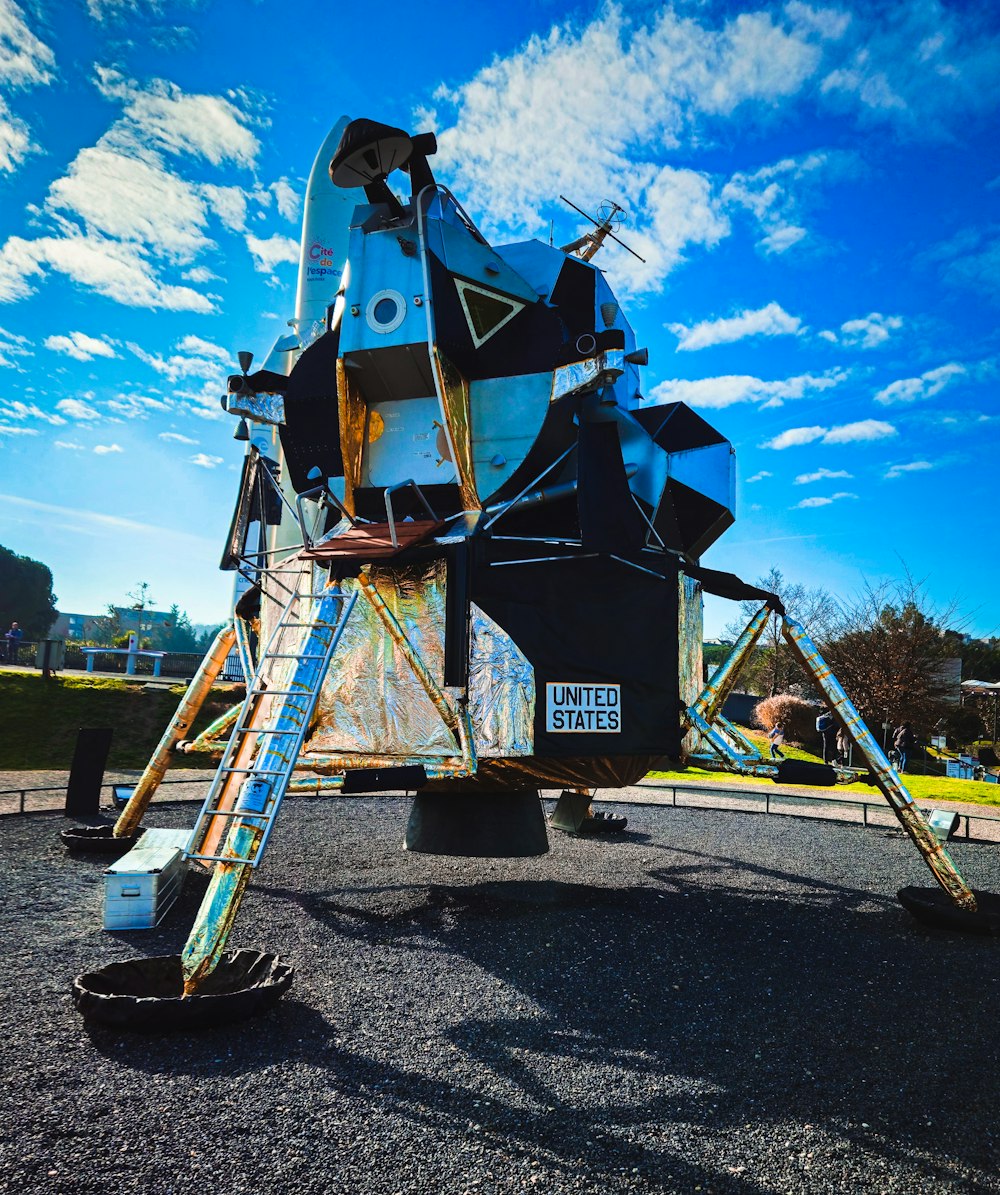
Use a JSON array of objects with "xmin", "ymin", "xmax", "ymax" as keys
[
  {"xmin": 93, "ymin": 442, "xmax": 123, "ymax": 454},
  {"xmin": 885, "ymin": 459, "xmax": 934, "ymax": 479},
  {"xmin": 763, "ymin": 424, "xmax": 827, "ymax": 450},
  {"xmin": 129, "ymin": 335, "xmax": 229, "ymax": 385},
  {"xmin": 245, "ymin": 232, "xmax": 298, "ymax": 274},
  {"xmin": 271, "ymin": 179, "xmax": 300, "ymax": 222},
  {"xmin": 174, "ymin": 334, "xmax": 230, "ymax": 362},
  {"xmin": 0, "ymin": 1, "xmax": 55, "ymax": 88},
  {"xmin": 428, "ymin": 6, "xmax": 834, "ymax": 291},
  {"xmin": 763, "ymin": 419, "xmax": 896, "ymax": 449},
  {"xmin": 56, "ymin": 397, "xmax": 102, "ymax": 421},
  {"xmin": 794, "ymin": 467, "xmax": 853, "ymax": 484},
  {"xmin": 54, "ymin": 440, "xmax": 84, "ymax": 450},
  {"xmin": 0, "ymin": 491, "xmax": 216, "ymax": 547},
  {"xmin": 0, "ymin": 322, "xmax": 30, "ymax": 366},
  {"xmin": 823, "ymin": 419, "xmax": 897, "ymax": 444},
  {"xmin": 925, "ymin": 228, "xmax": 1000, "ymax": 302},
  {"xmin": 0, "ymin": 1, "xmax": 55, "ymax": 174},
  {"xmin": 720, "ymin": 151, "xmax": 853, "ymax": 255},
  {"xmin": 44, "ymin": 331, "xmax": 119, "ymax": 361},
  {"xmin": 202, "ymin": 183, "xmax": 248, "ymax": 232},
  {"xmin": 818, "ymin": 1, "xmax": 1000, "ymax": 135},
  {"xmin": 0, "ymin": 421, "xmax": 36, "ymax": 435},
  {"xmin": 650, "ymin": 367, "xmax": 846, "ymax": 409},
  {"xmin": 0, "ymin": 232, "xmax": 216, "ymax": 312},
  {"xmin": 159, "ymin": 431, "xmax": 198, "ymax": 444},
  {"xmin": 0, "ymin": 399, "xmax": 64, "ymax": 424},
  {"xmin": 794, "ymin": 491, "xmax": 858, "ymax": 509},
  {"xmin": 93, "ymin": 68, "xmax": 259, "ymax": 167},
  {"xmin": 874, "ymin": 362, "xmax": 966, "ymax": 404},
  {"xmin": 105, "ymin": 392, "xmax": 171, "ymax": 417},
  {"xmin": 189, "ymin": 452, "xmax": 223, "ymax": 468},
  {"xmin": 745, "ymin": 470, "xmax": 771, "ymax": 483},
  {"xmin": 182, "ymin": 265, "xmax": 220, "ymax": 284},
  {"xmin": 0, "ymin": 70, "xmax": 259, "ymax": 310},
  {"xmin": 822, "ymin": 312, "xmax": 903, "ymax": 349},
  {"xmin": 669, "ymin": 301, "xmax": 803, "ymax": 350}
]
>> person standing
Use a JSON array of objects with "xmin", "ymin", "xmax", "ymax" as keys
[
  {"xmin": 4, "ymin": 621, "xmax": 22, "ymax": 663},
  {"xmin": 768, "ymin": 721, "xmax": 786, "ymax": 760},
  {"xmin": 893, "ymin": 722, "xmax": 916, "ymax": 774},
  {"xmin": 816, "ymin": 709, "xmax": 837, "ymax": 762}
]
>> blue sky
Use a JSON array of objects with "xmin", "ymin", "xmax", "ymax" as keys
[{"xmin": 0, "ymin": 0, "xmax": 997, "ymax": 638}]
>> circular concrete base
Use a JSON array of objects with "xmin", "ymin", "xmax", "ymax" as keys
[{"xmin": 405, "ymin": 790, "xmax": 549, "ymax": 857}]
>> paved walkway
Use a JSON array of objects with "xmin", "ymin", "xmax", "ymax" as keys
[{"xmin": 3, "ymin": 766, "xmax": 998, "ymax": 842}]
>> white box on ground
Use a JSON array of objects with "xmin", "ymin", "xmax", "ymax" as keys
[{"xmin": 103, "ymin": 829, "xmax": 191, "ymax": 930}]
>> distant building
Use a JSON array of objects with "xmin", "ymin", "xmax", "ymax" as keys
[
  {"xmin": 49, "ymin": 611, "xmax": 101, "ymax": 640},
  {"xmin": 50, "ymin": 607, "xmax": 177, "ymax": 643}
]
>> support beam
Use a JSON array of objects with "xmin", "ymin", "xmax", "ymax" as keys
[
  {"xmin": 781, "ymin": 615, "xmax": 976, "ymax": 911},
  {"xmin": 114, "ymin": 623, "xmax": 236, "ymax": 838}
]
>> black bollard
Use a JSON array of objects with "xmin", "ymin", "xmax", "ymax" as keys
[{"xmin": 65, "ymin": 728, "xmax": 114, "ymax": 819}]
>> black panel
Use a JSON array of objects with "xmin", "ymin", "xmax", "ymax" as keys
[
  {"xmin": 550, "ymin": 256, "xmax": 596, "ymax": 337},
  {"xmin": 472, "ymin": 553, "xmax": 681, "ymax": 758},
  {"xmin": 576, "ymin": 417, "xmax": 646, "ymax": 553},
  {"xmin": 658, "ymin": 478, "xmax": 733, "ymax": 560},
  {"xmin": 278, "ymin": 330, "xmax": 343, "ymax": 492},
  {"xmin": 652, "ymin": 403, "xmax": 728, "ymax": 453},
  {"xmin": 428, "ymin": 253, "xmax": 565, "ymax": 380},
  {"xmin": 342, "ymin": 765, "xmax": 427, "ymax": 793},
  {"xmin": 352, "ymin": 483, "xmax": 464, "ymax": 522},
  {"xmin": 444, "ymin": 541, "xmax": 471, "ymax": 688},
  {"xmin": 774, "ymin": 760, "xmax": 838, "ymax": 787}
]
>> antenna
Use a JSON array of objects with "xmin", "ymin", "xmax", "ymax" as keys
[{"xmin": 558, "ymin": 196, "xmax": 646, "ymax": 263}]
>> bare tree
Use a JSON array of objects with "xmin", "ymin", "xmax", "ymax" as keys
[{"xmin": 724, "ymin": 567, "xmax": 837, "ymax": 697}]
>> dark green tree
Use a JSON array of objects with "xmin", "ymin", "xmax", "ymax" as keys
[{"xmin": 0, "ymin": 544, "xmax": 58, "ymax": 638}]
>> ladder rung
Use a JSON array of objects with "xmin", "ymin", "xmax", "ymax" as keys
[
  {"xmin": 236, "ymin": 726, "xmax": 302, "ymax": 735},
  {"xmin": 265, "ymin": 652, "xmax": 329, "ymax": 660},
  {"xmin": 277, "ymin": 621, "xmax": 339, "ymax": 629},
  {"xmin": 249, "ymin": 689, "xmax": 309, "ymax": 697},
  {"xmin": 196, "ymin": 809, "xmax": 275, "ymax": 822},
  {"xmin": 187, "ymin": 851, "xmax": 258, "ymax": 866},
  {"xmin": 218, "ymin": 767, "xmax": 289, "ymax": 776}
]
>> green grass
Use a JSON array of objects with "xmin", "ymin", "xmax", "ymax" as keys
[
  {"xmin": 0, "ymin": 670, "xmax": 242, "ymax": 770},
  {"xmin": 649, "ymin": 729, "xmax": 1000, "ymax": 809}
]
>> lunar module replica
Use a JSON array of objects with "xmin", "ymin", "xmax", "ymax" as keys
[{"xmin": 104, "ymin": 118, "xmax": 980, "ymax": 1002}]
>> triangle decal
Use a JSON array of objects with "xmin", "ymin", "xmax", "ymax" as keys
[{"xmin": 455, "ymin": 280, "xmax": 525, "ymax": 348}]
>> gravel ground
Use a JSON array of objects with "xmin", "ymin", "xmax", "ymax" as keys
[{"xmin": 1, "ymin": 796, "xmax": 999, "ymax": 1195}]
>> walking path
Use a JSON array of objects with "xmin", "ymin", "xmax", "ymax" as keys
[{"xmin": 3, "ymin": 766, "xmax": 998, "ymax": 842}]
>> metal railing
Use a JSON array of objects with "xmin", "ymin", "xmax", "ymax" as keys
[
  {"xmin": 0, "ymin": 775, "xmax": 211, "ymax": 815},
  {"xmin": 634, "ymin": 781, "xmax": 999, "ymax": 841},
  {"xmin": 4, "ymin": 774, "xmax": 998, "ymax": 843}
]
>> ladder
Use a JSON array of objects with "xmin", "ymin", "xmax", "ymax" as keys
[{"xmin": 185, "ymin": 579, "xmax": 357, "ymax": 868}]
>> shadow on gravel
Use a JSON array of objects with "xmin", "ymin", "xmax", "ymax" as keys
[{"xmin": 241, "ymin": 869, "xmax": 1000, "ymax": 1191}]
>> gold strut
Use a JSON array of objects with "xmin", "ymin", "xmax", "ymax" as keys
[{"xmin": 114, "ymin": 623, "xmax": 237, "ymax": 838}]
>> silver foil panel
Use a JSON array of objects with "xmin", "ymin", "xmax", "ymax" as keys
[
  {"xmin": 468, "ymin": 602, "xmax": 534, "ymax": 757},
  {"xmin": 678, "ymin": 573, "xmax": 704, "ymax": 757},
  {"xmin": 226, "ymin": 391, "xmax": 286, "ymax": 426},
  {"xmin": 551, "ymin": 350, "xmax": 625, "ymax": 402},
  {"xmin": 302, "ymin": 560, "xmax": 536, "ymax": 761}
]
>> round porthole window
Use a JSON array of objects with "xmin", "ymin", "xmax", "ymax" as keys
[{"xmin": 366, "ymin": 289, "xmax": 406, "ymax": 334}]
